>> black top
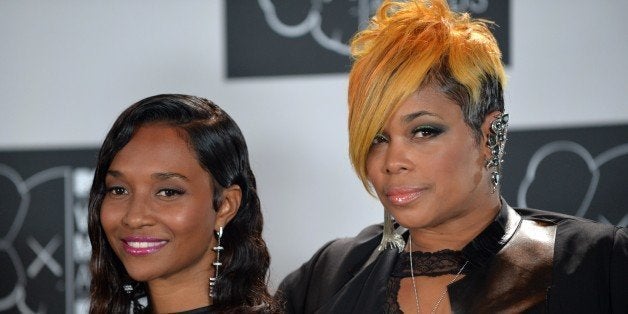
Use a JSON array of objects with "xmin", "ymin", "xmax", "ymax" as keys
[
  {"xmin": 385, "ymin": 249, "xmax": 468, "ymax": 312},
  {"xmin": 277, "ymin": 202, "xmax": 628, "ymax": 313},
  {"xmin": 177, "ymin": 306, "xmax": 214, "ymax": 314}
]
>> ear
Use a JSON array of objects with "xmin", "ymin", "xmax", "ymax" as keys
[
  {"xmin": 480, "ymin": 111, "xmax": 502, "ymax": 159},
  {"xmin": 214, "ymin": 184, "xmax": 242, "ymax": 230}
]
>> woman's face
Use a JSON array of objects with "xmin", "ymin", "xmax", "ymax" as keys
[
  {"xmin": 100, "ymin": 123, "xmax": 217, "ymax": 284},
  {"xmin": 366, "ymin": 82, "xmax": 495, "ymax": 231}
]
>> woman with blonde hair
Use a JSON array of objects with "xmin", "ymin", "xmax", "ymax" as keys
[{"xmin": 277, "ymin": 0, "xmax": 627, "ymax": 313}]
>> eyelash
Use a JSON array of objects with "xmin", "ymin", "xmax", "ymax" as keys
[
  {"xmin": 107, "ymin": 186, "xmax": 127, "ymax": 196},
  {"xmin": 371, "ymin": 125, "xmax": 444, "ymax": 145},
  {"xmin": 372, "ymin": 133, "xmax": 389, "ymax": 145},
  {"xmin": 105, "ymin": 187, "xmax": 185, "ymax": 198},
  {"xmin": 412, "ymin": 125, "xmax": 443, "ymax": 138},
  {"xmin": 156, "ymin": 188, "xmax": 185, "ymax": 197}
]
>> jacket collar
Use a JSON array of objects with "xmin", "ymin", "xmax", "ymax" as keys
[
  {"xmin": 461, "ymin": 199, "xmax": 522, "ymax": 272},
  {"xmin": 316, "ymin": 199, "xmax": 522, "ymax": 313}
]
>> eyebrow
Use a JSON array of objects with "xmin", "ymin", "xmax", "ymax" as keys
[
  {"xmin": 107, "ymin": 170, "xmax": 122, "ymax": 177},
  {"xmin": 106, "ymin": 170, "xmax": 189, "ymax": 181},
  {"xmin": 402, "ymin": 110, "xmax": 442, "ymax": 124},
  {"xmin": 152, "ymin": 172, "xmax": 190, "ymax": 181}
]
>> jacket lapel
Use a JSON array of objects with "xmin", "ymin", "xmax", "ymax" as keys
[{"xmin": 315, "ymin": 248, "xmax": 398, "ymax": 314}]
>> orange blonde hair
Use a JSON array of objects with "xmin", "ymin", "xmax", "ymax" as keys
[{"xmin": 348, "ymin": 0, "xmax": 507, "ymax": 192}]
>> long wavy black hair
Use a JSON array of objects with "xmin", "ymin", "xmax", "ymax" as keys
[{"xmin": 88, "ymin": 94, "xmax": 277, "ymax": 313}]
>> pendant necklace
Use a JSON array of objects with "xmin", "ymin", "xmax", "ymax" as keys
[{"xmin": 408, "ymin": 235, "xmax": 469, "ymax": 314}]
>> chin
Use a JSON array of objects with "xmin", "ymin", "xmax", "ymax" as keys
[
  {"xmin": 125, "ymin": 271, "xmax": 151, "ymax": 283},
  {"xmin": 395, "ymin": 219, "xmax": 434, "ymax": 230},
  {"xmin": 391, "ymin": 209, "xmax": 442, "ymax": 230},
  {"xmin": 122, "ymin": 264, "xmax": 159, "ymax": 283}
]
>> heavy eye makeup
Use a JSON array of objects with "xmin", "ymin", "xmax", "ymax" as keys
[
  {"xmin": 410, "ymin": 124, "xmax": 446, "ymax": 139},
  {"xmin": 369, "ymin": 123, "xmax": 446, "ymax": 149}
]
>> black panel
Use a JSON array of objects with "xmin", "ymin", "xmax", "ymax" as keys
[
  {"xmin": 226, "ymin": 0, "xmax": 510, "ymax": 78},
  {"xmin": 0, "ymin": 148, "xmax": 98, "ymax": 313},
  {"xmin": 502, "ymin": 124, "xmax": 628, "ymax": 226}
]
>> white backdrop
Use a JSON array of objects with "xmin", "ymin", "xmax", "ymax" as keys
[{"xmin": 1, "ymin": 0, "xmax": 627, "ymax": 290}]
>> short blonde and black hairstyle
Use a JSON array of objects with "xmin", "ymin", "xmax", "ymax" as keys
[{"xmin": 348, "ymin": 0, "xmax": 507, "ymax": 191}]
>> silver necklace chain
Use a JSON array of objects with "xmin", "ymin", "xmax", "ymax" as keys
[{"xmin": 408, "ymin": 236, "xmax": 469, "ymax": 314}]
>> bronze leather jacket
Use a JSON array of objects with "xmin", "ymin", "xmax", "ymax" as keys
[{"xmin": 277, "ymin": 202, "xmax": 628, "ymax": 313}]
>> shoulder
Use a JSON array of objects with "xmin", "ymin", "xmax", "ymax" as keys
[
  {"xmin": 283, "ymin": 223, "xmax": 384, "ymax": 281},
  {"xmin": 516, "ymin": 207, "xmax": 600, "ymax": 224},
  {"xmin": 276, "ymin": 224, "xmax": 384, "ymax": 313},
  {"xmin": 319, "ymin": 224, "xmax": 384, "ymax": 260},
  {"xmin": 514, "ymin": 207, "xmax": 625, "ymax": 261},
  {"xmin": 514, "ymin": 207, "xmax": 625, "ymax": 244},
  {"xmin": 515, "ymin": 207, "xmax": 628, "ymax": 311}
]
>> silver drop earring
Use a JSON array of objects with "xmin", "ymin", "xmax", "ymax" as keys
[
  {"xmin": 210, "ymin": 226, "xmax": 224, "ymax": 298},
  {"xmin": 377, "ymin": 209, "xmax": 405, "ymax": 252},
  {"xmin": 486, "ymin": 113, "xmax": 509, "ymax": 193}
]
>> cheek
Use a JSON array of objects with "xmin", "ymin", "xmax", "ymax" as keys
[
  {"xmin": 443, "ymin": 143, "xmax": 484, "ymax": 187},
  {"xmin": 100, "ymin": 201, "xmax": 120, "ymax": 235},
  {"xmin": 432, "ymin": 140, "xmax": 482, "ymax": 177},
  {"xmin": 365, "ymin": 157, "xmax": 380, "ymax": 181},
  {"xmin": 169, "ymin": 201, "xmax": 216, "ymax": 233},
  {"xmin": 172, "ymin": 211, "xmax": 215, "ymax": 250},
  {"xmin": 365, "ymin": 152, "xmax": 383, "ymax": 183}
]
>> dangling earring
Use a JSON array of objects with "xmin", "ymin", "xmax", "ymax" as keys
[
  {"xmin": 376, "ymin": 209, "xmax": 405, "ymax": 252},
  {"xmin": 122, "ymin": 281, "xmax": 145, "ymax": 312},
  {"xmin": 210, "ymin": 226, "xmax": 224, "ymax": 298},
  {"xmin": 486, "ymin": 113, "xmax": 509, "ymax": 193},
  {"xmin": 123, "ymin": 284, "xmax": 133, "ymax": 294}
]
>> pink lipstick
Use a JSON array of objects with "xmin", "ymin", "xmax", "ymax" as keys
[
  {"xmin": 386, "ymin": 187, "xmax": 424, "ymax": 206},
  {"xmin": 122, "ymin": 236, "xmax": 167, "ymax": 256}
]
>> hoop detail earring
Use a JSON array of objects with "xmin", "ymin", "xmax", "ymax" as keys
[
  {"xmin": 486, "ymin": 113, "xmax": 509, "ymax": 193},
  {"xmin": 210, "ymin": 226, "xmax": 224, "ymax": 298}
]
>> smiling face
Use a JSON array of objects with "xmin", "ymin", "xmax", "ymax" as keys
[
  {"xmin": 366, "ymin": 82, "xmax": 498, "ymax": 231},
  {"xmin": 100, "ymin": 123, "xmax": 218, "ymax": 285}
]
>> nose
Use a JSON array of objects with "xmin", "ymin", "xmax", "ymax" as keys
[
  {"xmin": 384, "ymin": 139, "xmax": 413, "ymax": 174},
  {"xmin": 121, "ymin": 193, "xmax": 155, "ymax": 229}
]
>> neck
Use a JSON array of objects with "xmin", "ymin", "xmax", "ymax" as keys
[
  {"xmin": 408, "ymin": 197, "xmax": 501, "ymax": 252},
  {"xmin": 147, "ymin": 268, "xmax": 213, "ymax": 313}
]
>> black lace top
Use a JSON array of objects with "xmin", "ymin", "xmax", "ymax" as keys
[
  {"xmin": 381, "ymin": 204, "xmax": 519, "ymax": 313},
  {"xmin": 384, "ymin": 249, "xmax": 468, "ymax": 313}
]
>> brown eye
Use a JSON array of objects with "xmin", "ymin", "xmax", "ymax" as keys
[
  {"xmin": 107, "ymin": 186, "xmax": 128, "ymax": 196},
  {"xmin": 156, "ymin": 188, "xmax": 185, "ymax": 198},
  {"xmin": 372, "ymin": 133, "xmax": 389, "ymax": 145},
  {"xmin": 412, "ymin": 126, "xmax": 444, "ymax": 138}
]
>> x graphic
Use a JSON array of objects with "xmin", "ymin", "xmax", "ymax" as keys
[{"xmin": 26, "ymin": 235, "xmax": 63, "ymax": 278}]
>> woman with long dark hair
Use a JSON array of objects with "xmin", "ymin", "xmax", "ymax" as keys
[{"xmin": 88, "ymin": 94, "xmax": 277, "ymax": 313}]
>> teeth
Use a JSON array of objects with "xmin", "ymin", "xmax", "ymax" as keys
[{"xmin": 127, "ymin": 241, "xmax": 165, "ymax": 248}]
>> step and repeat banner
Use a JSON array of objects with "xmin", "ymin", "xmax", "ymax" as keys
[
  {"xmin": 501, "ymin": 125, "xmax": 628, "ymax": 226},
  {"xmin": 0, "ymin": 149, "xmax": 97, "ymax": 314},
  {"xmin": 1, "ymin": 125, "xmax": 626, "ymax": 313},
  {"xmin": 226, "ymin": 0, "xmax": 509, "ymax": 77}
]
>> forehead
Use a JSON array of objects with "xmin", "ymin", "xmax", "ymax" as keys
[
  {"xmin": 388, "ymin": 83, "xmax": 462, "ymax": 123},
  {"xmin": 122, "ymin": 123, "xmax": 190, "ymax": 154},
  {"xmin": 109, "ymin": 123, "xmax": 207, "ymax": 177}
]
